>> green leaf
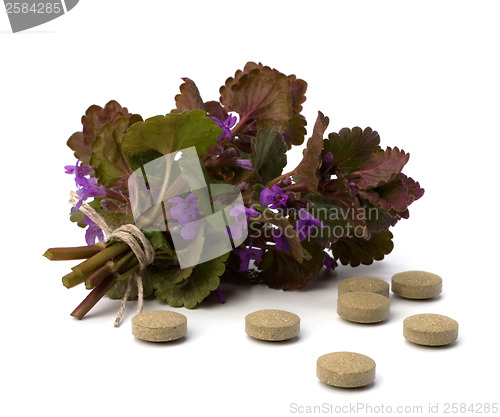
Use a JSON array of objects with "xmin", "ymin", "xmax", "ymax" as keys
[
  {"xmin": 220, "ymin": 63, "xmax": 292, "ymax": 133},
  {"xmin": 283, "ymin": 74, "xmax": 308, "ymax": 147},
  {"xmin": 259, "ymin": 241, "xmax": 324, "ymax": 290},
  {"xmin": 90, "ymin": 114, "xmax": 142, "ymax": 186},
  {"xmin": 250, "ymin": 130, "xmax": 287, "ymax": 185},
  {"xmin": 143, "ymin": 231, "xmax": 175, "ymax": 258},
  {"xmin": 294, "ymin": 112, "xmax": 329, "ymax": 190},
  {"xmin": 332, "ymin": 230, "xmax": 394, "ymax": 267},
  {"xmin": 121, "ymin": 110, "xmax": 221, "ymax": 162},
  {"xmin": 324, "ymin": 127, "xmax": 381, "ymax": 174},
  {"xmin": 347, "ymin": 147, "xmax": 410, "ymax": 189},
  {"xmin": 150, "ymin": 253, "xmax": 229, "ymax": 308},
  {"xmin": 172, "ymin": 78, "xmax": 206, "ymax": 113},
  {"xmin": 67, "ymin": 100, "xmax": 131, "ymax": 165}
]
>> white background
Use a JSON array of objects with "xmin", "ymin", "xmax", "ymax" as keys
[{"xmin": 1, "ymin": 1, "xmax": 499, "ymax": 416}]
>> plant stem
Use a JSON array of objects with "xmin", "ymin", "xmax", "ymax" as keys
[
  {"xmin": 70, "ymin": 275, "xmax": 117, "ymax": 320},
  {"xmin": 282, "ymin": 182, "xmax": 309, "ymax": 193},
  {"xmin": 71, "ymin": 242, "xmax": 128, "ymax": 276},
  {"xmin": 62, "ymin": 270, "xmax": 91, "ymax": 289},
  {"xmin": 44, "ymin": 243, "xmax": 106, "ymax": 261},
  {"xmin": 85, "ymin": 261, "xmax": 114, "ymax": 289},
  {"xmin": 266, "ymin": 171, "xmax": 296, "ymax": 188},
  {"xmin": 116, "ymin": 262, "xmax": 140, "ymax": 282}
]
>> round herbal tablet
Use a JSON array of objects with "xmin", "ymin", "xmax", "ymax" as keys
[
  {"xmin": 338, "ymin": 276, "xmax": 390, "ymax": 298},
  {"xmin": 132, "ymin": 310, "xmax": 187, "ymax": 342},
  {"xmin": 391, "ymin": 270, "xmax": 442, "ymax": 299},
  {"xmin": 337, "ymin": 291, "xmax": 390, "ymax": 323},
  {"xmin": 245, "ymin": 309, "xmax": 300, "ymax": 341},
  {"xmin": 403, "ymin": 313, "xmax": 458, "ymax": 346},
  {"xmin": 317, "ymin": 352, "xmax": 376, "ymax": 388}
]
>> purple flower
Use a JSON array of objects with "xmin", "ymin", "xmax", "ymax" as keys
[
  {"xmin": 234, "ymin": 159, "xmax": 254, "ymax": 171},
  {"xmin": 73, "ymin": 177, "xmax": 107, "ymax": 213},
  {"xmin": 64, "ymin": 160, "xmax": 92, "ymax": 177},
  {"xmin": 272, "ymin": 228, "xmax": 290, "ymax": 252},
  {"xmin": 170, "ymin": 194, "xmax": 203, "ymax": 240},
  {"xmin": 323, "ymin": 254, "xmax": 337, "ymax": 270},
  {"xmin": 211, "ymin": 288, "xmax": 226, "ymax": 304},
  {"xmin": 295, "ymin": 208, "xmax": 324, "ymax": 242},
  {"xmin": 83, "ymin": 216, "xmax": 104, "ymax": 245},
  {"xmin": 349, "ymin": 181, "xmax": 358, "ymax": 195},
  {"xmin": 212, "ymin": 114, "xmax": 237, "ymax": 142},
  {"xmin": 66, "ymin": 160, "xmax": 106, "ymax": 213},
  {"xmin": 260, "ymin": 186, "xmax": 289, "ymax": 209},
  {"xmin": 235, "ymin": 246, "xmax": 263, "ymax": 272},
  {"xmin": 226, "ymin": 205, "xmax": 259, "ymax": 240},
  {"xmin": 179, "ymin": 222, "xmax": 201, "ymax": 240},
  {"xmin": 170, "ymin": 193, "xmax": 201, "ymax": 225}
]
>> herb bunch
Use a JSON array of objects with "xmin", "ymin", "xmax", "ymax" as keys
[{"xmin": 44, "ymin": 62, "xmax": 424, "ymax": 319}]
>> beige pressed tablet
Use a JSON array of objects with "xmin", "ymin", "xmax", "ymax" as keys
[
  {"xmin": 391, "ymin": 270, "xmax": 442, "ymax": 299},
  {"xmin": 338, "ymin": 276, "xmax": 390, "ymax": 297},
  {"xmin": 132, "ymin": 310, "xmax": 187, "ymax": 342},
  {"xmin": 337, "ymin": 291, "xmax": 390, "ymax": 323},
  {"xmin": 245, "ymin": 309, "xmax": 300, "ymax": 341},
  {"xmin": 317, "ymin": 352, "xmax": 376, "ymax": 388},
  {"xmin": 403, "ymin": 313, "xmax": 458, "ymax": 346}
]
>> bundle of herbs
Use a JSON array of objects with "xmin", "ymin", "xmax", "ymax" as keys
[{"xmin": 44, "ymin": 62, "xmax": 424, "ymax": 320}]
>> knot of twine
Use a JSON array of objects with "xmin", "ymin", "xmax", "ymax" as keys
[{"xmin": 69, "ymin": 191, "xmax": 155, "ymax": 327}]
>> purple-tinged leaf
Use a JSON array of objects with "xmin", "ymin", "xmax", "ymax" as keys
[
  {"xmin": 67, "ymin": 101, "xmax": 131, "ymax": 165},
  {"xmin": 294, "ymin": 111, "xmax": 329, "ymax": 190},
  {"xmin": 89, "ymin": 114, "xmax": 142, "ymax": 187},
  {"xmin": 283, "ymin": 75, "xmax": 308, "ymax": 147},
  {"xmin": 324, "ymin": 127, "xmax": 381, "ymax": 174},
  {"xmin": 347, "ymin": 147, "xmax": 409, "ymax": 189},
  {"xmin": 358, "ymin": 173, "xmax": 424, "ymax": 213},
  {"xmin": 172, "ymin": 77, "xmax": 206, "ymax": 113},
  {"xmin": 220, "ymin": 62, "xmax": 292, "ymax": 134}
]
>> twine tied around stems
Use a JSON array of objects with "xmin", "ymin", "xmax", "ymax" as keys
[{"xmin": 69, "ymin": 191, "xmax": 155, "ymax": 327}]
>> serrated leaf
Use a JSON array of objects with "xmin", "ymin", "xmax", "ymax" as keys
[
  {"xmin": 332, "ymin": 230, "xmax": 394, "ymax": 267},
  {"xmin": 283, "ymin": 75, "xmax": 307, "ymax": 147},
  {"xmin": 150, "ymin": 254, "xmax": 228, "ymax": 308},
  {"xmin": 250, "ymin": 130, "xmax": 287, "ymax": 185},
  {"xmin": 90, "ymin": 114, "xmax": 142, "ymax": 186},
  {"xmin": 121, "ymin": 110, "xmax": 221, "ymax": 163},
  {"xmin": 259, "ymin": 241, "xmax": 324, "ymax": 290},
  {"xmin": 347, "ymin": 147, "xmax": 410, "ymax": 189},
  {"xmin": 363, "ymin": 202, "xmax": 400, "ymax": 233},
  {"xmin": 294, "ymin": 112, "xmax": 329, "ymax": 190},
  {"xmin": 358, "ymin": 175, "xmax": 410, "ymax": 212},
  {"xmin": 359, "ymin": 173, "xmax": 424, "ymax": 214},
  {"xmin": 172, "ymin": 78, "xmax": 206, "ymax": 113},
  {"xmin": 220, "ymin": 63, "xmax": 292, "ymax": 133},
  {"xmin": 324, "ymin": 127, "xmax": 381, "ymax": 174},
  {"xmin": 67, "ymin": 100, "xmax": 131, "ymax": 165}
]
